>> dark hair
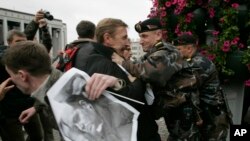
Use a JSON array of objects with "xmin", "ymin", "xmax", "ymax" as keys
[
  {"xmin": 2, "ymin": 41, "xmax": 51, "ymax": 76},
  {"xmin": 96, "ymin": 18, "xmax": 128, "ymax": 43},
  {"xmin": 76, "ymin": 20, "xmax": 96, "ymax": 39},
  {"xmin": 174, "ymin": 33, "xmax": 197, "ymax": 46},
  {"xmin": 7, "ymin": 29, "xmax": 26, "ymax": 43}
]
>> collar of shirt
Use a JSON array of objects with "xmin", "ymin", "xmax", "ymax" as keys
[{"xmin": 31, "ymin": 75, "xmax": 50, "ymax": 105}]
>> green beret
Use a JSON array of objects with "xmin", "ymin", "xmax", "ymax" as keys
[{"xmin": 135, "ymin": 18, "xmax": 162, "ymax": 33}]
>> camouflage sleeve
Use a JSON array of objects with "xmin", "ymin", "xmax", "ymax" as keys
[
  {"xmin": 122, "ymin": 60, "xmax": 144, "ymax": 77},
  {"xmin": 24, "ymin": 20, "xmax": 39, "ymax": 40},
  {"xmin": 123, "ymin": 47, "xmax": 182, "ymax": 87}
]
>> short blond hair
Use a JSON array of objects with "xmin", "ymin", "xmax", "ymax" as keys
[{"xmin": 95, "ymin": 18, "xmax": 127, "ymax": 43}]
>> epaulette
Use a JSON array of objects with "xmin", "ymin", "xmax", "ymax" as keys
[{"xmin": 154, "ymin": 41, "xmax": 164, "ymax": 48}]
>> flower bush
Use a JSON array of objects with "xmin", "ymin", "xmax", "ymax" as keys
[{"xmin": 148, "ymin": 0, "xmax": 250, "ymax": 77}]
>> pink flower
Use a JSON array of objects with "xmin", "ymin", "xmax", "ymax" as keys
[
  {"xmin": 221, "ymin": 44, "xmax": 230, "ymax": 52},
  {"xmin": 185, "ymin": 13, "xmax": 193, "ymax": 23},
  {"xmin": 200, "ymin": 50, "xmax": 208, "ymax": 56},
  {"xmin": 207, "ymin": 54, "xmax": 216, "ymax": 61},
  {"xmin": 174, "ymin": 8, "xmax": 182, "ymax": 15},
  {"xmin": 160, "ymin": 6, "xmax": 166, "ymax": 11},
  {"xmin": 212, "ymin": 31, "xmax": 219, "ymax": 36},
  {"xmin": 185, "ymin": 31, "xmax": 193, "ymax": 35},
  {"xmin": 231, "ymin": 3, "xmax": 239, "ymax": 9},
  {"xmin": 233, "ymin": 37, "xmax": 240, "ymax": 41},
  {"xmin": 174, "ymin": 24, "xmax": 180, "ymax": 34},
  {"xmin": 223, "ymin": 40, "xmax": 230, "ymax": 47},
  {"xmin": 153, "ymin": 0, "xmax": 159, "ymax": 7},
  {"xmin": 245, "ymin": 79, "xmax": 250, "ymax": 87},
  {"xmin": 238, "ymin": 43, "xmax": 244, "ymax": 49},
  {"xmin": 231, "ymin": 40, "xmax": 237, "ymax": 45},
  {"xmin": 160, "ymin": 11, "xmax": 167, "ymax": 17},
  {"xmin": 165, "ymin": 1, "xmax": 172, "ymax": 7},
  {"xmin": 171, "ymin": 0, "xmax": 178, "ymax": 5},
  {"xmin": 224, "ymin": 0, "xmax": 230, "ymax": 3},
  {"xmin": 208, "ymin": 8, "xmax": 215, "ymax": 18}
]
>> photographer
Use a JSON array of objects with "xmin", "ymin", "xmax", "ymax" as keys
[{"xmin": 24, "ymin": 9, "xmax": 52, "ymax": 53}]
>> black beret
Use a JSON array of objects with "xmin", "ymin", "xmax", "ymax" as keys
[
  {"xmin": 174, "ymin": 34, "xmax": 197, "ymax": 46},
  {"xmin": 135, "ymin": 18, "xmax": 162, "ymax": 33}
]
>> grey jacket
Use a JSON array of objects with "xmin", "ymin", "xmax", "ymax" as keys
[{"xmin": 32, "ymin": 68, "xmax": 62, "ymax": 129}]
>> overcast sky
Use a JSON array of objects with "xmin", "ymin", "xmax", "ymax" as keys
[{"xmin": 0, "ymin": 0, "xmax": 152, "ymax": 42}]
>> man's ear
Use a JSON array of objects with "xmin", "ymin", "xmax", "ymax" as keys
[
  {"xmin": 187, "ymin": 44, "xmax": 194, "ymax": 53},
  {"xmin": 156, "ymin": 30, "xmax": 163, "ymax": 40},
  {"xmin": 103, "ymin": 33, "xmax": 111, "ymax": 44},
  {"xmin": 17, "ymin": 70, "xmax": 28, "ymax": 82}
]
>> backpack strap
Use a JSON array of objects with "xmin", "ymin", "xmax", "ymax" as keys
[{"xmin": 56, "ymin": 41, "xmax": 90, "ymax": 71}]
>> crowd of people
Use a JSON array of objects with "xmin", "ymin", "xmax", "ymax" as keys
[{"xmin": 0, "ymin": 9, "xmax": 235, "ymax": 141}]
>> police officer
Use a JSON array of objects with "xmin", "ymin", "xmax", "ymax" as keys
[
  {"xmin": 112, "ymin": 18, "xmax": 201, "ymax": 140},
  {"xmin": 112, "ymin": 18, "xmax": 182, "ymax": 86},
  {"xmin": 112, "ymin": 19, "xmax": 193, "ymax": 139},
  {"xmin": 174, "ymin": 33, "xmax": 232, "ymax": 141}
]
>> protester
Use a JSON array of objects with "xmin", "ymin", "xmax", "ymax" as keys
[
  {"xmin": 112, "ymin": 18, "xmax": 182, "ymax": 86},
  {"xmin": 111, "ymin": 18, "xmax": 202, "ymax": 140},
  {"xmin": 53, "ymin": 74, "xmax": 137, "ymax": 141},
  {"xmin": 72, "ymin": 17, "xmax": 161, "ymax": 141},
  {"xmin": 0, "ymin": 78, "xmax": 14, "ymax": 101},
  {"xmin": 0, "ymin": 30, "xmax": 43, "ymax": 141},
  {"xmin": 122, "ymin": 38, "xmax": 132, "ymax": 61},
  {"xmin": 2, "ymin": 40, "xmax": 129, "ymax": 140},
  {"xmin": 55, "ymin": 20, "xmax": 96, "ymax": 71},
  {"xmin": 54, "ymin": 74, "xmax": 128, "ymax": 141},
  {"xmin": 111, "ymin": 18, "xmax": 184, "ymax": 108}
]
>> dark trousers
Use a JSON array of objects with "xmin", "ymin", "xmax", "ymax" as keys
[
  {"xmin": 39, "ymin": 110, "xmax": 55, "ymax": 141},
  {"xmin": 150, "ymin": 133, "xmax": 161, "ymax": 141},
  {"xmin": 242, "ymin": 86, "xmax": 250, "ymax": 124},
  {"xmin": 0, "ymin": 113, "xmax": 43, "ymax": 141}
]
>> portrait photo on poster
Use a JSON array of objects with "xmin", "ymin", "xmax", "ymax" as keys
[{"xmin": 47, "ymin": 68, "xmax": 139, "ymax": 141}]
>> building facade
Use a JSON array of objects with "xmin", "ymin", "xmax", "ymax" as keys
[
  {"xmin": 0, "ymin": 7, "xmax": 67, "ymax": 57},
  {"xmin": 130, "ymin": 39, "xmax": 145, "ymax": 61}
]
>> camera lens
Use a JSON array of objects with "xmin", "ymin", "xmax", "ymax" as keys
[{"xmin": 44, "ymin": 12, "xmax": 54, "ymax": 21}]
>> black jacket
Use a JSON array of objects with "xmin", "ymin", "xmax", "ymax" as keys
[
  {"xmin": 73, "ymin": 40, "xmax": 159, "ymax": 141},
  {"xmin": 0, "ymin": 54, "xmax": 34, "ymax": 118},
  {"xmin": 24, "ymin": 20, "xmax": 52, "ymax": 52},
  {"xmin": 0, "ymin": 20, "xmax": 52, "ymax": 118}
]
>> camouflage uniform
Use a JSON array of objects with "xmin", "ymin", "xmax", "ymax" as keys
[
  {"xmin": 122, "ymin": 41, "xmax": 182, "ymax": 87},
  {"xmin": 122, "ymin": 41, "xmax": 202, "ymax": 140},
  {"xmin": 163, "ymin": 51, "xmax": 232, "ymax": 141},
  {"xmin": 189, "ymin": 51, "xmax": 232, "ymax": 141},
  {"xmin": 161, "ymin": 60, "xmax": 202, "ymax": 141},
  {"xmin": 122, "ymin": 41, "xmax": 231, "ymax": 141}
]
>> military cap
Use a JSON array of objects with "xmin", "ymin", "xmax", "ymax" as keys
[
  {"xmin": 135, "ymin": 18, "xmax": 162, "ymax": 33},
  {"xmin": 174, "ymin": 33, "xmax": 197, "ymax": 46}
]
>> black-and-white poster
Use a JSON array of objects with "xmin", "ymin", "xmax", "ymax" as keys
[{"xmin": 47, "ymin": 68, "xmax": 139, "ymax": 141}]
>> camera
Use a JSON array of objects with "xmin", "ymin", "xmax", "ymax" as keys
[{"xmin": 43, "ymin": 11, "xmax": 54, "ymax": 21}]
